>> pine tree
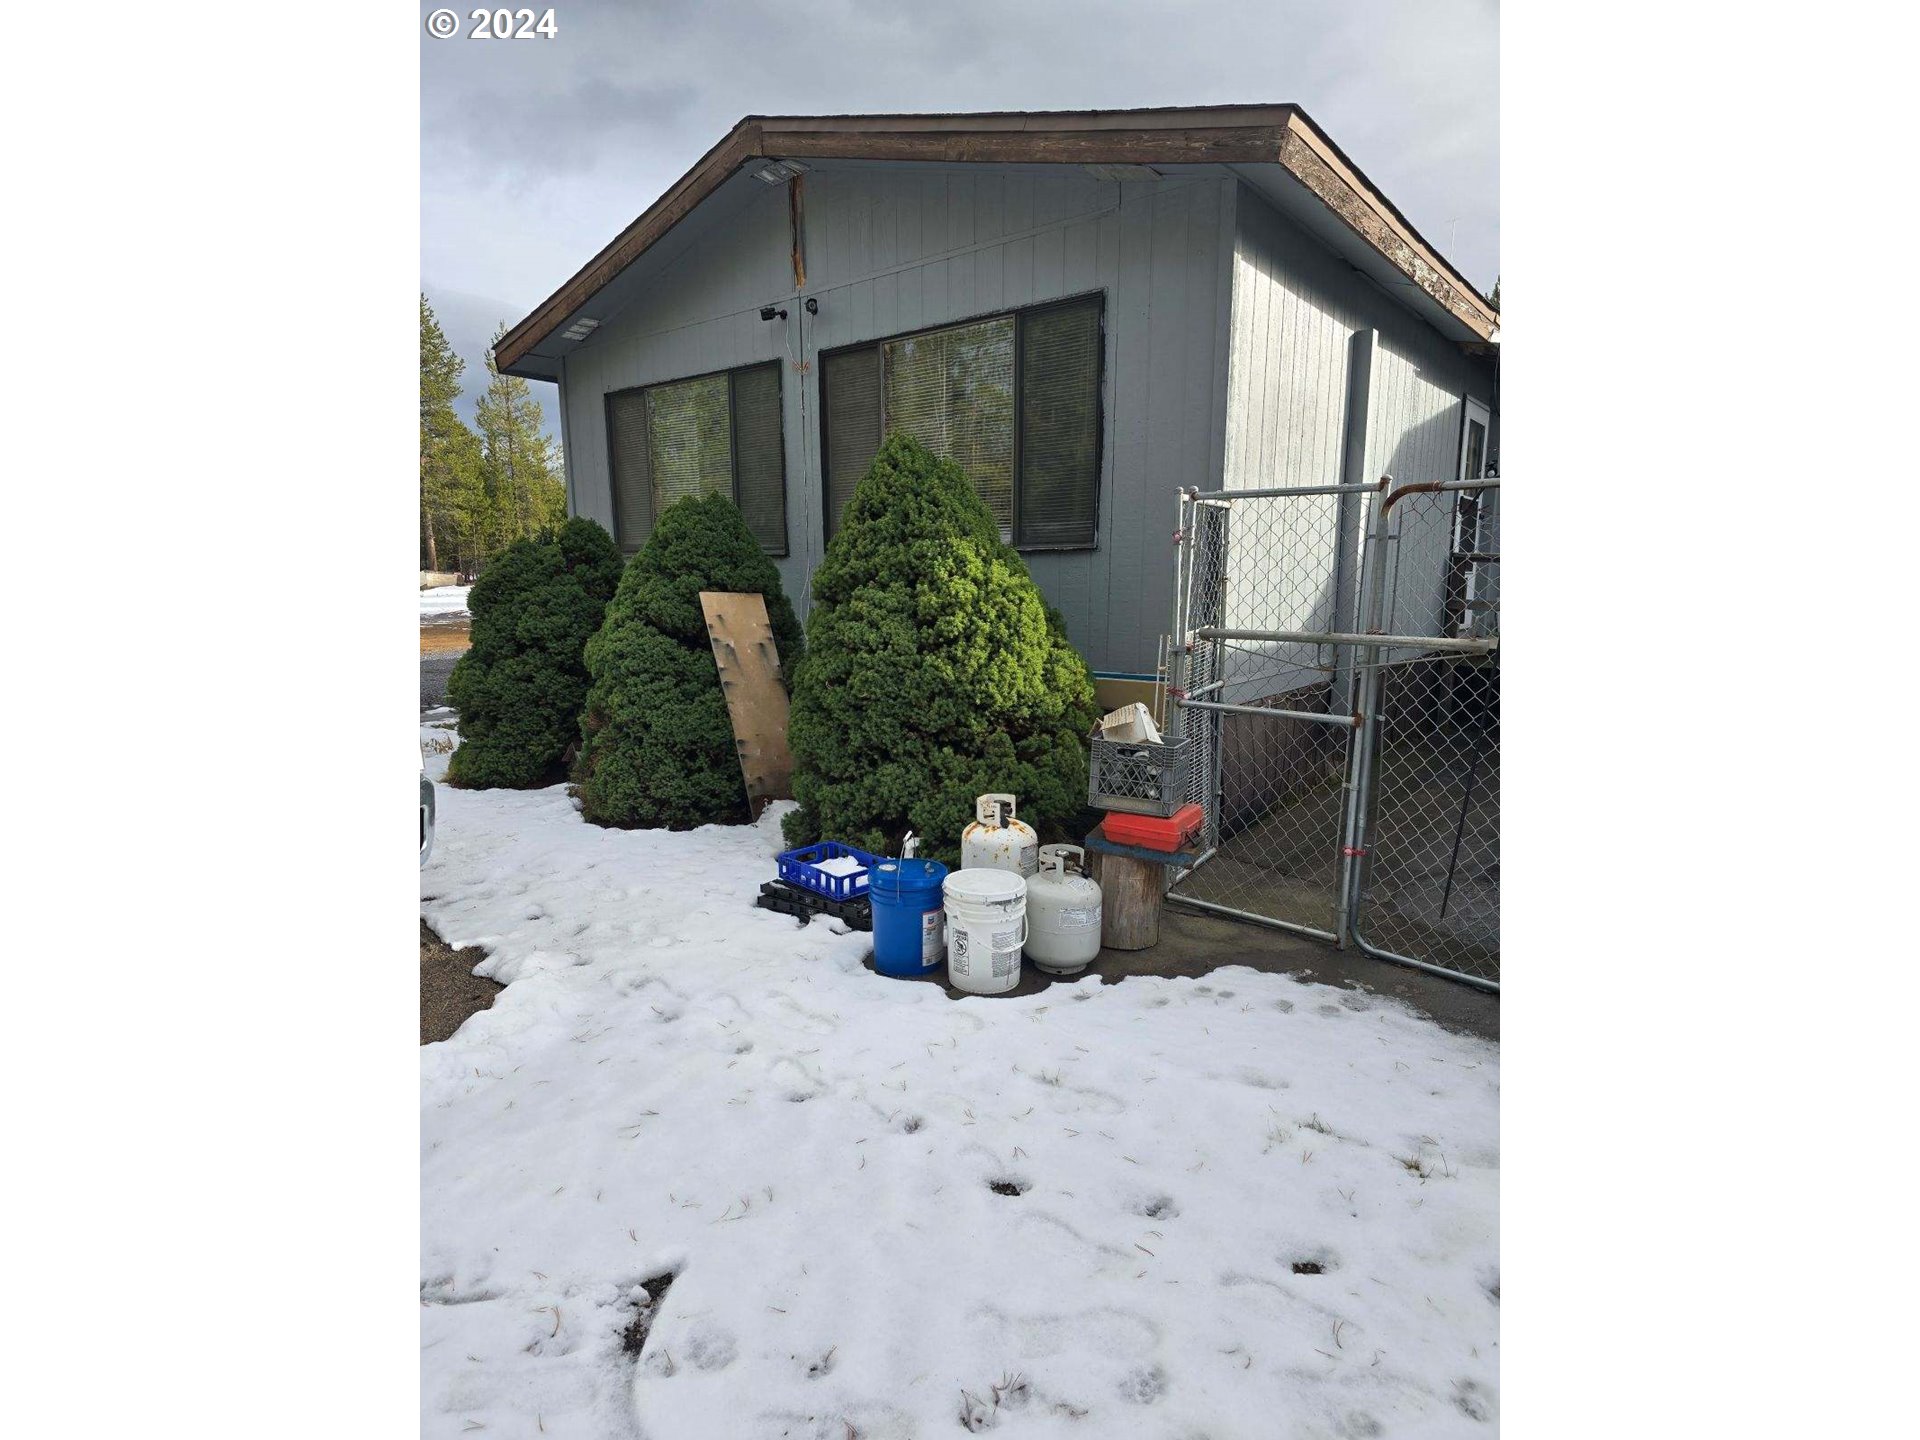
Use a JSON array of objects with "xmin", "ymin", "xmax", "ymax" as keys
[
  {"xmin": 476, "ymin": 324, "xmax": 567, "ymax": 554},
  {"xmin": 420, "ymin": 295, "xmax": 485, "ymax": 572}
]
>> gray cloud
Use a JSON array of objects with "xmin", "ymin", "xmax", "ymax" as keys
[{"xmin": 422, "ymin": 0, "xmax": 1498, "ymax": 442}]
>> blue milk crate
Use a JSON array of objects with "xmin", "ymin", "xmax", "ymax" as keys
[{"xmin": 775, "ymin": 841, "xmax": 884, "ymax": 902}]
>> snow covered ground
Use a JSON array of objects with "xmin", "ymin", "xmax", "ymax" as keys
[
  {"xmin": 421, "ymin": 728, "xmax": 1499, "ymax": 1439},
  {"xmin": 420, "ymin": 585, "xmax": 472, "ymax": 618}
]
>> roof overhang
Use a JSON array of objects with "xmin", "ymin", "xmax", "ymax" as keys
[{"xmin": 496, "ymin": 105, "xmax": 1498, "ymax": 380}]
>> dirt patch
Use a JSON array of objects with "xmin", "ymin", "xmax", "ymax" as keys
[
  {"xmin": 420, "ymin": 919, "xmax": 502, "ymax": 1044},
  {"xmin": 621, "ymin": 1271, "xmax": 678, "ymax": 1357},
  {"xmin": 420, "ymin": 616, "xmax": 471, "ymax": 655}
]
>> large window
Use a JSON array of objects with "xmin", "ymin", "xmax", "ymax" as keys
[
  {"xmin": 819, "ymin": 294, "xmax": 1103, "ymax": 548},
  {"xmin": 604, "ymin": 362, "xmax": 787, "ymax": 555}
]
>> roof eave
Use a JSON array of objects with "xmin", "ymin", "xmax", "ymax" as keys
[{"xmin": 493, "ymin": 106, "xmax": 1495, "ymax": 376}]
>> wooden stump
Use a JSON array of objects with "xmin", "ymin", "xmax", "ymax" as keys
[{"xmin": 1093, "ymin": 851, "xmax": 1162, "ymax": 950}]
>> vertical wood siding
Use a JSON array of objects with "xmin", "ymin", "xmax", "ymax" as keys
[
  {"xmin": 1221, "ymin": 186, "xmax": 1496, "ymax": 696},
  {"xmin": 560, "ymin": 164, "xmax": 1236, "ymax": 681}
]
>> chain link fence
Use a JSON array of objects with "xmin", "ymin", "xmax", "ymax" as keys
[{"xmin": 1165, "ymin": 478, "xmax": 1500, "ymax": 988}]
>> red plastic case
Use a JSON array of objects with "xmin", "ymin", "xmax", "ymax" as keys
[{"xmin": 1098, "ymin": 803, "xmax": 1205, "ymax": 852}]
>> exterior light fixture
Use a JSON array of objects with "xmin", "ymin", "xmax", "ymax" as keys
[{"xmin": 755, "ymin": 159, "xmax": 810, "ymax": 184}]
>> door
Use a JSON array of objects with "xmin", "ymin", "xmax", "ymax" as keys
[{"xmin": 1447, "ymin": 399, "xmax": 1495, "ymax": 638}]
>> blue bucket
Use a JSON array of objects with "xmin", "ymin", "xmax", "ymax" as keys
[{"xmin": 869, "ymin": 857, "xmax": 949, "ymax": 977}]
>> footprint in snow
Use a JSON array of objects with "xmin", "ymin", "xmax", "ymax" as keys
[
  {"xmin": 1454, "ymin": 1378, "xmax": 1496, "ymax": 1422},
  {"xmin": 1116, "ymin": 1364, "xmax": 1168, "ymax": 1405},
  {"xmin": 970, "ymin": 1302, "xmax": 1157, "ymax": 1361},
  {"xmin": 419, "ymin": 1278, "xmax": 500, "ymax": 1306},
  {"xmin": 682, "ymin": 1324, "xmax": 737, "ymax": 1372},
  {"xmin": 1283, "ymin": 1245, "xmax": 1339, "ymax": 1275}
]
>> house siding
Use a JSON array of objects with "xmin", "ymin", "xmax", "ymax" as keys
[
  {"xmin": 560, "ymin": 163, "xmax": 1236, "ymax": 687},
  {"xmin": 1220, "ymin": 184, "xmax": 1496, "ymax": 698}
]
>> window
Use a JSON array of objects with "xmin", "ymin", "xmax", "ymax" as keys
[
  {"xmin": 605, "ymin": 362, "xmax": 788, "ymax": 555},
  {"xmin": 820, "ymin": 295, "xmax": 1103, "ymax": 548}
]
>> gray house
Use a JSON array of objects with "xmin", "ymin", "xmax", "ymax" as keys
[{"xmin": 496, "ymin": 105, "xmax": 1498, "ymax": 712}]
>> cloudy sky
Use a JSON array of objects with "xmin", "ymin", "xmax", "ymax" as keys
[{"xmin": 422, "ymin": 0, "xmax": 1498, "ymax": 442}]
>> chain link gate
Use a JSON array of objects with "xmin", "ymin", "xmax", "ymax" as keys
[{"xmin": 1164, "ymin": 477, "xmax": 1500, "ymax": 989}]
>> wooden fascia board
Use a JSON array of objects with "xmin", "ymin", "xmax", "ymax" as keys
[
  {"xmin": 760, "ymin": 123, "xmax": 1288, "ymax": 167},
  {"xmin": 1277, "ymin": 112, "xmax": 1498, "ymax": 341},
  {"xmin": 495, "ymin": 106, "xmax": 1497, "ymax": 370},
  {"xmin": 494, "ymin": 118, "xmax": 765, "ymax": 373}
]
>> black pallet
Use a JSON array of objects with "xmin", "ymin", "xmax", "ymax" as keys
[{"xmin": 754, "ymin": 880, "xmax": 872, "ymax": 931}]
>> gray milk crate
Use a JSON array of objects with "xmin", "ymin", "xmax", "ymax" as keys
[{"xmin": 1088, "ymin": 733, "xmax": 1195, "ymax": 817}]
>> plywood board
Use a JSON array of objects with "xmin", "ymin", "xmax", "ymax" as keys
[{"xmin": 699, "ymin": 591, "xmax": 794, "ymax": 819}]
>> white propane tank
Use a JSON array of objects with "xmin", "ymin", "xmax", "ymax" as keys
[
  {"xmin": 961, "ymin": 793, "xmax": 1038, "ymax": 877},
  {"xmin": 1025, "ymin": 845, "xmax": 1103, "ymax": 975}
]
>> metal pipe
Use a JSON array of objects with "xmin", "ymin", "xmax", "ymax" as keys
[
  {"xmin": 1339, "ymin": 485, "xmax": 1394, "ymax": 946},
  {"xmin": 1195, "ymin": 627, "xmax": 1498, "ymax": 655},
  {"xmin": 1178, "ymin": 698, "xmax": 1359, "ymax": 727},
  {"xmin": 1335, "ymin": 483, "xmax": 1388, "ymax": 945},
  {"xmin": 1352, "ymin": 931, "xmax": 1499, "ymax": 992},
  {"xmin": 1168, "ymin": 488, "xmax": 1191, "ymax": 740},
  {"xmin": 1164, "ymin": 891, "xmax": 1340, "ymax": 944},
  {"xmin": 1168, "ymin": 845, "xmax": 1218, "ymax": 881},
  {"xmin": 1187, "ymin": 483, "xmax": 1384, "ymax": 500},
  {"xmin": 1380, "ymin": 476, "xmax": 1501, "ymax": 517}
]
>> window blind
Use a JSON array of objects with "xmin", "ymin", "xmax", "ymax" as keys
[
  {"xmin": 1017, "ymin": 299, "xmax": 1101, "ymax": 547},
  {"xmin": 823, "ymin": 347, "xmax": 882, "ymax": 539},
  {"xmin": 883, "ymin": 316, "xmax": 1016, "ymax": 539},
  {"xmin": 646, "ymin": 373, "xmax": 732, "ymax": 511},
  {"xmin": 730, "ymin": 364, "xmax": 787, "ymax": 555},
  {"xmin": 606, "ymin": 389, "xmax": 654, "ymax": 553}
]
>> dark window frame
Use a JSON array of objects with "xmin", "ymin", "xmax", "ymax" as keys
[
  {"xmin": 817, "ymin": 291, "xmax": 1106, "ymax": 552},
  {"xmin": 602, "ymin": 359, "xmax": 789, "ymax": 557}
]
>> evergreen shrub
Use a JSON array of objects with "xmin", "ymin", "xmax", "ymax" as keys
[
  {"xmin": 446, "ymin": 517, "xmax": 623, "ymax": 789},
  {"xmin": 574, "ymin": 492, "xmax": 803, "ymax": 829},
  {"xmin": 783, "ymin": 433, "xmax": 1098, "ymax": 865}
]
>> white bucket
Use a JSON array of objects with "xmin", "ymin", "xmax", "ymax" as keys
[{"xmin": 942, "ymin": 868, "xmax": 1028, "ymax": 995}]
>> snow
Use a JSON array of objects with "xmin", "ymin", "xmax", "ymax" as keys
[
  {"xmin": 812, "ymin": 854, "xmax": 866, "ymax": 878},
  {"xmin": 420, "ymin": 585, "xmax": 472, "ymax": 618},
  {"xmin": 421, "ymin": 725, "xmax": 1499, "ymax": 1438}
]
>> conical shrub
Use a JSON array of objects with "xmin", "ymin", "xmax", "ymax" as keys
[
  {"xmin": 574, "ymin": 492, "xmax": 804, "ymax": 829},
  {"xmin": 446, "ymin": 517, "xmax": 622, "ymax": 789},
  {"xmin": 783, "ymin": 433, "xmax": 1098, "ymax": 865}
]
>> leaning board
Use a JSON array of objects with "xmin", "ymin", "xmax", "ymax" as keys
[{"xmin": 698, "ymin": 591, "xmax": 794, "ymax": 819}]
